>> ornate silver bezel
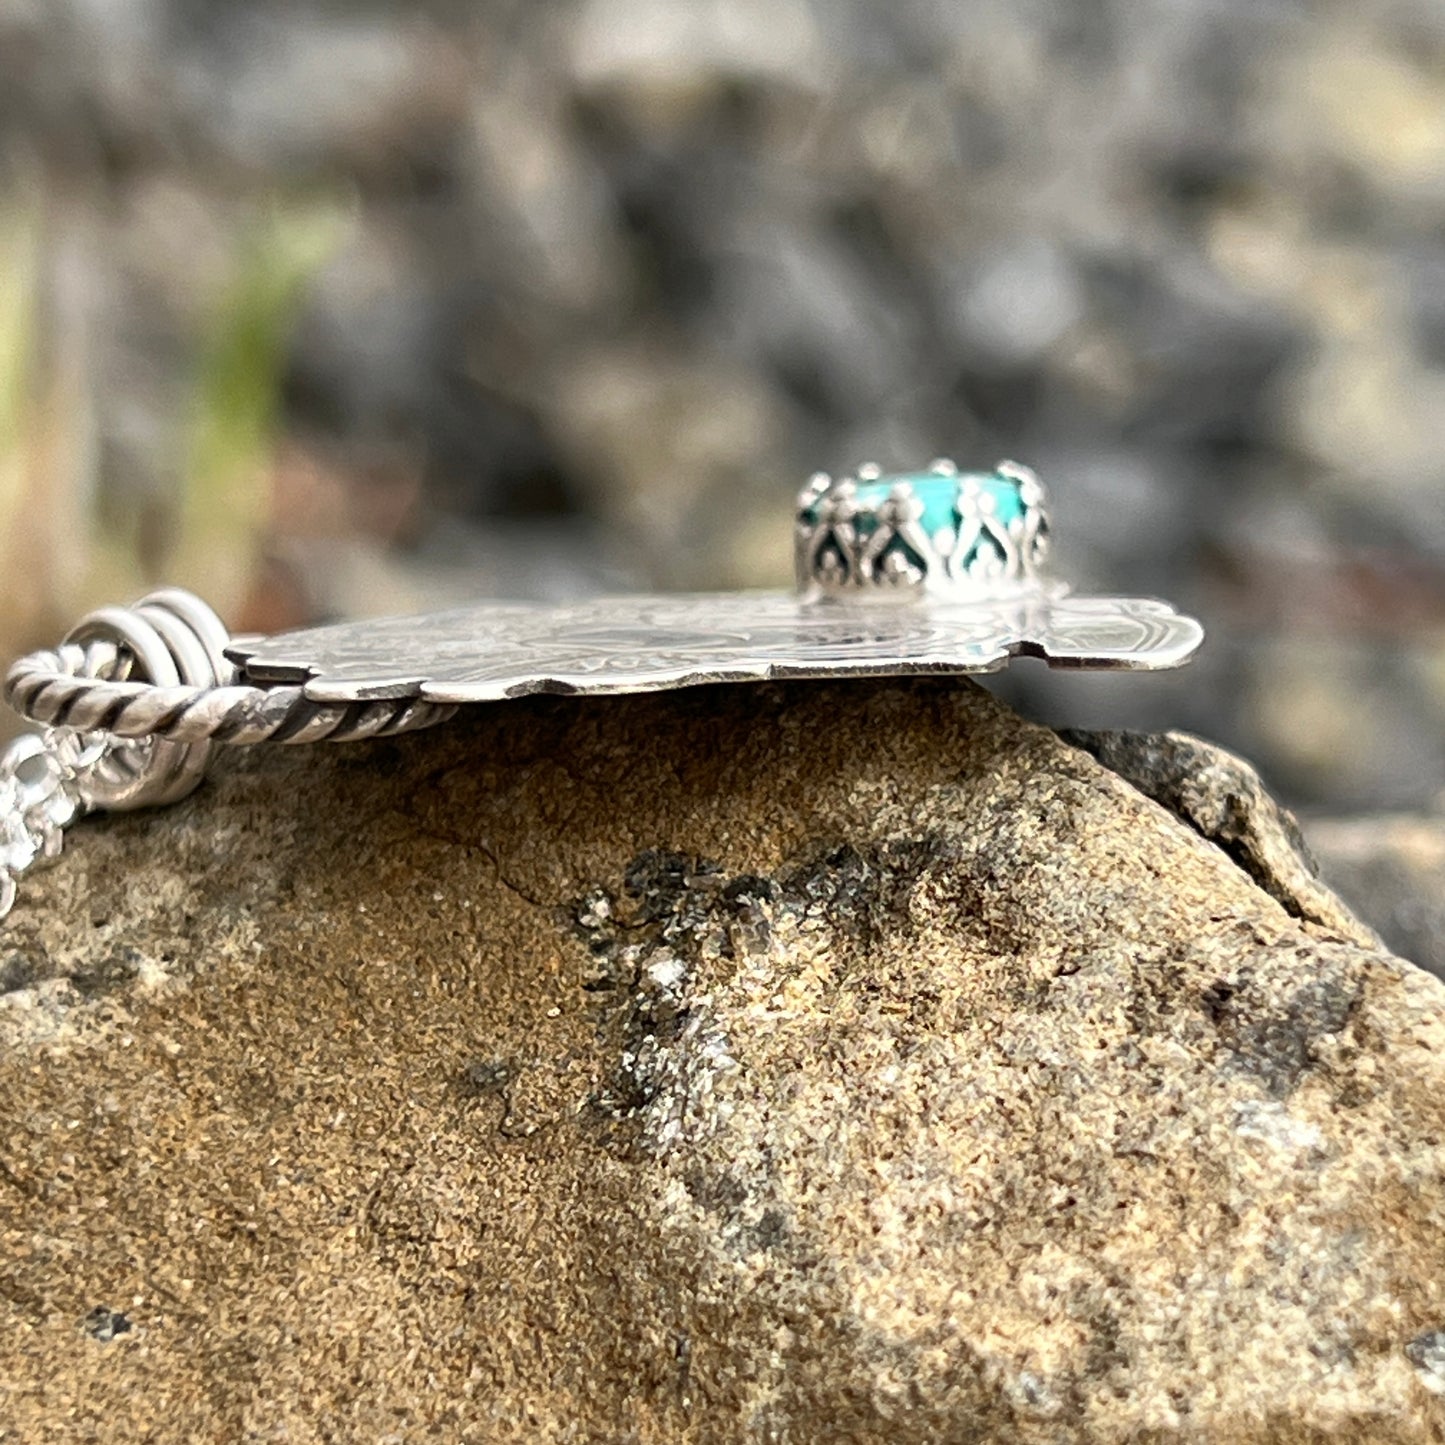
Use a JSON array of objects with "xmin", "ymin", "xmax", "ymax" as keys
[{"xmin": 795, "ymin": 459, "xmax": 1051, "ymax": 602}]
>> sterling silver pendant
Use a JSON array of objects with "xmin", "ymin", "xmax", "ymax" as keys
[
  {"xmin": 1, "ymin": 458, "xmax": 1204, "ymax": 921},
  {"xmin": 231, "ymin": 591, "xmax": 1201, "ymax": 702},
  {"xmin": 232, "ymin": 460, "xmax": 1203, "ymax": 702}
]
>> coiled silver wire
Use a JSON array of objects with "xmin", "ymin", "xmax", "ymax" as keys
[
  {"xmin": 61, "ymin": 588, "xmax": 234, "ymax": 809},
  {"xmin": 0, "ymin": 588, "xmax": 455, "ymax": 922}
]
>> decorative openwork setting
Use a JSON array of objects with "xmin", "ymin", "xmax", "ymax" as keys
[
  {"xmin": 1, "ymin": 459, "xmax": 1205, "ymax": 922},
  {"xmin": 795, "ymin": 459, "xmax": 1051, "ymax": 600}
]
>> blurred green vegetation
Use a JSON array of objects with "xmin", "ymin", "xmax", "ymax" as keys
[
  {"xmin": 0, "ymin": 194, "xmax": 346, "ymax": 674},
  {"xmin": 179, "ymin": 198, "xmax": 348, "ymax": 598},
  {"xmin": 0, "ymin": 208, "xmax": 37, "ymax": 468}
]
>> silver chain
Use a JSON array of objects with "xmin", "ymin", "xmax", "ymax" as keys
[
  {"xmin": 1, "ymin": 588, "xmax": 455, "ymax": 925},
  {"xmin": 0, "ymin": 727, "xmax": 110, "ymax": 921}
]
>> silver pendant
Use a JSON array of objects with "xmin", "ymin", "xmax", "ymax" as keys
[
  {"xmin": 231, "ymin": 460, "xmax": 1203, "ymax": 703},
  {"xmin": 2, "ymin": 458, "xmax": 1204, "ymax": 922}
]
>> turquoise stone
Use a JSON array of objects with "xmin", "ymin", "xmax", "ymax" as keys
[
  {"xmin": 799, "ymin": 464, "xmax": 1040, "ymax": 589},
  {"xmin": 846, "ymin": 470, "xmax": 1025, "ymax": 535}
]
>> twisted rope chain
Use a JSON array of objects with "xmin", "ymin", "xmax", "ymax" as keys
[{"xmin": 1, "ymin": 588, "xmax": 455, "ymax": 922}]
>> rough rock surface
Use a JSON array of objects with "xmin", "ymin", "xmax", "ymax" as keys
[
  {"xmin": 1061, "ymin": 728, "xmax": 1381, "ymax": 946},
  {"xmin": 0, "ymin": 679, "xmax": 1442, "ymax": 1444}
]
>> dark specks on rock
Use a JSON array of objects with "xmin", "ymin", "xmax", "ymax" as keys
[
  {"xmin": 682, "ymin": 1166, "xmax": 749, "ymax": 1217},
  {"xmin": 623, "ymin": 849, "xmax": 724, "ymax": 930},
  {"xmin": 1407, "ymin": 1331, "xmax": 1445, "ymax": 1397},
  {"xmin": 1201, "ymin": 978, "xmax": 1237, "ymax": 1024},
  {"xmin": 70, "ymin": 946, "xmax": 146, "ymax": 1000},
  {"xmin": 577, "ymin": 838, "xmax": 959, "ymax": 1136},
  {"xmin": 459, "ymin": 1058, "xmax": 513, "ymax": 1098},
  {"xmin": 749, "ymin": 1206, "xmax": 790, "ymax": 1254},
  {"xmin": 775, "ymin": 837, "xmax": 968, "ymax": 952},
  {"xmin": 82, "ymin": 1307, "xmax": 132, "ymax": 1343},
  {"xmin": 1198, "ymin": 953, "xmax": 1364, "ymax": 1097},
  {"xmin": 719, "ymin": 875, "xmax": 778, "ymax": 907},
  {"xmin": 2, "ymin": 935, "xmax": 151, "ymax": 1001},
  {"xmin": 0, "ymin": 948, "xmax": 44, "ymax": 995}
]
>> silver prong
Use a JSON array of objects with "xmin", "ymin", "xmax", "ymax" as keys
[
  {"xmin": 857, "ymin": 462, "xmax": 882, "ymax": 480},
  {"xmin": 929, "ymin": 457, "xmax": 958, "ymax": 474},
  {"xmin": 797, "ymin": 471, "xmax": 832, "ymax": 508},
  {"xmin": 996, "ymin": 459, "xmax": 1037, "ymax": 484}
]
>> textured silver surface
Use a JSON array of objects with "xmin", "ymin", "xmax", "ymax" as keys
[{"xmin": 229, "ymin": 589, "xmax": 1206, "ymax": 704}]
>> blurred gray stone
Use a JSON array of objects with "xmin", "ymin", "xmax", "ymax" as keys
[{"xmin": 1307, "ymin": 808, "xmax": 1445, "ymax": 983}]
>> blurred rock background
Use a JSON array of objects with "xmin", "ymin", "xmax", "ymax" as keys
[{"xmin": 0, "ymin": 0, "xmax": 1442, "ymax": 831}]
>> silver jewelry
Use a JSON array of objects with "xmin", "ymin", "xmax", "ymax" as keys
[
  {"xmin": 795, "ymin": 458, "xmax": 1051, "ymax": 600},
  {"xmin": 1, "ymin": 460, "xmax": 1202, "ymax": 922}
]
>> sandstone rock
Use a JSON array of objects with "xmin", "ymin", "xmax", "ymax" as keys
[
  {"xmin": 1062, "ymin": 728, "xmax": 1379, "ymax": 944},
  {"xmin": 0, "ymin": 680, "xmax": 1442, "ymax": 1443}
]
